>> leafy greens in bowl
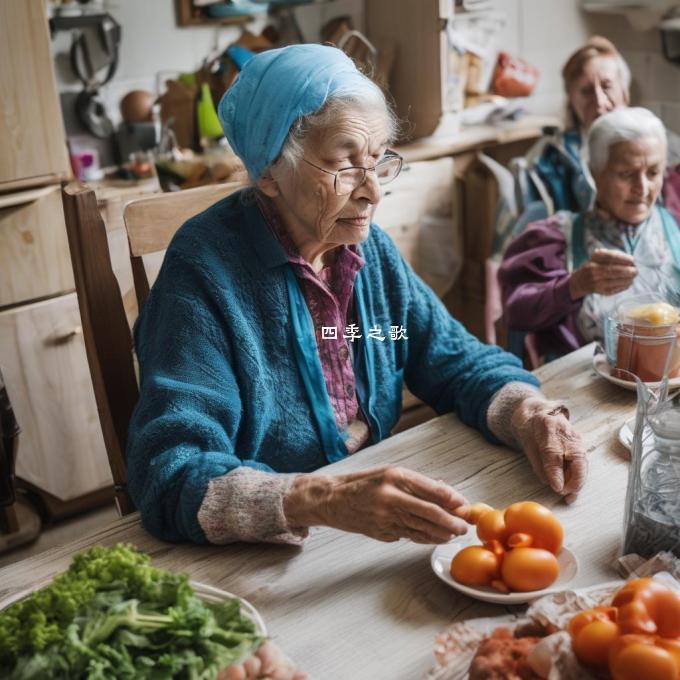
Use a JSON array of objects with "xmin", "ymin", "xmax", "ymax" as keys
[{"xmin": 0, "ymin": 544, "xmax": 265, "ymax": 679}]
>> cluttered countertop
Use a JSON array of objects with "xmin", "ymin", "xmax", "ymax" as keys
[{"xmin": 397, "ymin": 115, "xmax": 560, "ymax": 163}]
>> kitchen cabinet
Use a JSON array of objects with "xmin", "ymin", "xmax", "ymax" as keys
[
  {"xmin": 0, "ymin": 0, "xmax": 71, "ymax": 192},
  {"xmin": 0, "ymin": 294, "xmax": 112, "ymax": 505},
  {"xmin": 0, "ymin": 186, "xmax": 74, "ymax": 308},
  {"xmin": 0, "ymin": 0, "xmax": 115, "ymax": 519}
]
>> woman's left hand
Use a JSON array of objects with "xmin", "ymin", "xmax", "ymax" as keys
[
  {"xmin": 510, "ymin": 396, "xmax": 588, "ymax": 504},
  {"xmin": 218, "ymin": 642, "xmax": 307, "ymax": 680}
]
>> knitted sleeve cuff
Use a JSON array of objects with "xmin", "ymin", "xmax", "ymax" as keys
[
  {"xmin": 197, "ymin": 467, "xmax": 309, "ymax": 545},
  {"xmin": 486, "ymin": 381, "xmax": 544, "ymax": 449}
]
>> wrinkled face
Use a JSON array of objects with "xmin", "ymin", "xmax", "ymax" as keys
[
  {"xmin": 266, "ymin": 107, "xmax": 390, "ymax": 249},
  {"xmin": 594, "ymin": 136, "xmax": 666, "ymax": 225},
  {"xmin": 568, "ymin": 56, "xmax": 628, "ymax": 129}
]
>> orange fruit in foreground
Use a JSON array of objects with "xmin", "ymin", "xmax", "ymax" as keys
[
  {"xmin": 610, "ymin": 641, "xmax": 679, "ymax": 680},
  {"xmin": 503, "ymin": 501, "xmax": 563, "ymax": 554},
  {"xmin": 613, "ymin": 578, "xmax": 680, "ymax": 637},
  {"xmin": 568, "ymin": 606, "xmax": 618, "ymax": 639},
  {"xmin": 450, "ymin": 546, "xmax": 500, "ymax": 587},
  {"xmin": 500, "ymin": 547, "xmax": 559, "ymax": 592},
  {"xmin": 657, "ymin": 638, "xmax": 680, "ymax": 673},
  {"xmin": 475, "ymin": 509, "xmax": 507, "ymax": 544},
  {"xmin": 571, "ymin": 619, "xmax": 620, "ymax": 668},
  {"xmin": 457, "ymin": 502, "xmax": 494, "ymax": 524}
]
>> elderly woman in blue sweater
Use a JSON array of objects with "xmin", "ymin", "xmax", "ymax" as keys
[{"xmin": 127, "ymin": 45, "xmax": 587, "ymax": 548}]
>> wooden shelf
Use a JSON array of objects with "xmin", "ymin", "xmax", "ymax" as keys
[{"xmin": 174, "ymin": 0, "xmax": 254, "ymax": 27}]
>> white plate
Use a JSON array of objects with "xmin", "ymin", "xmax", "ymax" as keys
[
  {"xmin": 618, "ymin": 419, "xmax": 635, "ymax": 451},
  {"xmin": 618, "ymin": 418, "xmax": 657, "ymax": 455},
  {"xmin": 431, "ymin": 535, "xmax": 579, "ymax": 605},
  {"xmin": 592, "ymin": 353, "xmax": 680, "ymax": 392}
]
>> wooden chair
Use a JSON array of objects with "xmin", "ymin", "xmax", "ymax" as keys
[
  {"xmin": 64, "ymin": 177, "xmax": 438, "ymax": 515},
  {"xmin": 62, "ymin": 180, "xmax": 246, "ymax": 515}
]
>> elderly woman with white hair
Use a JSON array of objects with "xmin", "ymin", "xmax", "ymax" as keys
[
  {"xmin": 509, "ymin": 36, "xmax": 631, "ymax": 221},
  {"xmin": 500, "ymin": 107, "xmax": 680, "ymax": 360},
  {"xmin": 127, "ymin": 45, "xmax": 588, "ymax": 556}
]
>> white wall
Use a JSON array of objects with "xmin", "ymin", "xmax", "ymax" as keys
[
  {"xmin": 486, "ymin": 0, "xmax": 591, "ymax": 119},
  {"xmin": 487, "ymin": 0, "xmax": 680, "ymax": 133},
  {"xmin": 585, "ymin": 12, "xmax": 680, "ymax": 134},
  {"xmin": 52, "ymin": 0, "xmax": 363, "ymax": 127},
  {"xmin": 53, "ymin": 0, "xmax": 680, "ymax": 139}
]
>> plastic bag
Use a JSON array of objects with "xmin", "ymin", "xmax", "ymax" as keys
[{"xmin": 492, "ymin": 51, "xmax": 539, "ymax": 98}]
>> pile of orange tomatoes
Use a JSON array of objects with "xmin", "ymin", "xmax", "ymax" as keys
[
  {"xmin": 569, "ymin": 577, "xmax": 680, "ymax": 680},
  {"xmin": 450, "ymin": 501, "xmax": 563, "ymax": 593}
]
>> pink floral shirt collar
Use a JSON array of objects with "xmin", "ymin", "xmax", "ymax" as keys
[{"xmin": 256, "ymin": 196, "xmax": 369, "ymax": 452}]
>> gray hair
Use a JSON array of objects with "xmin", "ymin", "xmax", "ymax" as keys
[
  {"xmin": 587, "ymin": 107, "xmax": 667, "ymax": 175},
  {"xmin": 277, "ymin": 82, "xmax": 400, "ymax": 170},
  {"xmin": 618, "ymin": 56, "xmax": 632, "ymax": 91}
]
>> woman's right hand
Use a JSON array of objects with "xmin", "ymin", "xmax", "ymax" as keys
[
  {"xmin": 219, "ymin": 642, "xmax": 307, "ymax": 680},
  {"xmin": 568, "ymin": 248, "xmax": 637, "ymax": 300},
  {"xmin": 283, "ymin": 466, "xmax": 469, "ymax": 544}
]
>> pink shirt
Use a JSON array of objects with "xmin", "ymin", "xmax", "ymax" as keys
[{"xmin": 258, "ymin": 198, "xmax": 370, "ymax": 452}]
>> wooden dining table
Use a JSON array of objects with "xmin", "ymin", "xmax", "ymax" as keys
[{"xmin": 0, "ymin": 344, "xmax": 639, "ymax": 679}]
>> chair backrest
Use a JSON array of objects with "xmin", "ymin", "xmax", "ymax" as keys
[
  {"xmin": 62, "ymin": 180, "xmax": 246, "ymax": 515},
  {"xmin": 125, "ymin": 180, "xmax": 245, "ymax": 309}
]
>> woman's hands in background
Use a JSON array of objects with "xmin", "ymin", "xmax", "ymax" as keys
[
  {"xmin": 283, "ymin": 466, "xmax": 468, "ymax": 544},
  {"xmin": 568, "ymin": 248, "xmax": 636, "ymax": 300},
  {"xmin": 511, "ymin": 396, "xmax": 588, "ymax": 504},
  {"xmin": 219, "ymin": 642, "xmax": 307, "ymax": 680}
]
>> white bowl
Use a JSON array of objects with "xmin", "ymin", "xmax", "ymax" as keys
[
  {"xmin": 190, "ymin": 580, "xmax": 267, "ymax": 636},
  {"xmin": 431, "ymin": 535, "xmax": 579, "ymax": 605}
]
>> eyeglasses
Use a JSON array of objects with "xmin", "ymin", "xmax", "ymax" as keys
[{"xmin": 301, "ymin": 150, "xmax": 404, "ymax": 196}]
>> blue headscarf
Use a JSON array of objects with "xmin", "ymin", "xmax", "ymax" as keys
[{"xmin": 218, "ymin": 44, "xmax": 377, "ymax": 180}]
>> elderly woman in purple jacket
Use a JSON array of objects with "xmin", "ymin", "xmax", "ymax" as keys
[{"xmin": 500, "ymin": 107, "xmax": 680, "ymax": 360}]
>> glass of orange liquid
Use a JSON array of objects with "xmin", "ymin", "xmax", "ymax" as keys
[{"xmin": 612, "ymin": 299, "xmax": 680, "ymax": 382}]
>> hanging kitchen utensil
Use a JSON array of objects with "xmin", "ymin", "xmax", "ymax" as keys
[
  {"xmin": 74, "ymin": 90, "xmax": 114, "ymax": 138},
  {"xmin": 69, "ymin": 13, "xmax": 121, "ymax": 138},
  {"xmin": 323, "ymin": 18, "xmax": 394, "ymax": 91}
]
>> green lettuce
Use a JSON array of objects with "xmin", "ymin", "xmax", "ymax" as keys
[{"xmin": 0, "ymin": 544, "xmax": 263, "ymax": 679}]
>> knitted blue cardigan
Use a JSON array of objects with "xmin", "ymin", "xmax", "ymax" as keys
[{"xmin": 127, "ymin": 191, "xmax": 540, "ymax": 543}]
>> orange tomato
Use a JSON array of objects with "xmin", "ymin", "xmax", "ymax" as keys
[
  {"xmin": 613, "ymin": 578, "xmax": 657, "ymax": 601},
  {"xmin": 499, "ymin": 547, "xmax": 559, "ymax": 592},
  {"xmin": 450, "ymin": 546, "xmax": 500, "ymax": 587},
  {"xmin": 616, "ymin": 597, "xmax": 657, "ymax": 635},
  {"xmin": 572, "ymin": 619, "xmax": 620, "ymax": 668},
  {"xmin": 609, "ymin": 638, "xmax": 679, "ymax": 680},
  {"xmin": 475, "ymin": 509, "xmax": 507, "ymax": 544},
  {"xmin": 613, "ymin": 578, "xmax": 680, "ymax": 637},
  {"xmin": 568, "ymin": 606, "xmax": 618, "ymax": 639},
  {"xmin": 507, "ymin": 532, "xmax": 533, "ymax": 549},
  {"xmin": 465, "ymin": 502, "xmax": 494, "ymax": 524},
  {"xmin": 490, "ymin": 579, "xmax": 510, "ymax": 593},
  {"xmin": 608, "ymin": 633, "xmax": 655, "ymax": 664},
  {"xmin": 484, "ymin": 539, "xmax": 506, "ymax": 561},
  {"xmin": 650, "ymin": 589, "xmax": 680, "ymax": 638},
  {"xmin": 570, "ymin": 583, "xmax": 680, "ymax": 680},
  {"xmin": 503, "ymin": 501, "xmax": 563, "ymax": 554},
  {"xmin": 657, "ymin": 638, "xmax": 680, "ymax": 672},
  {"xmin": 612, "ymin": 578, "xmax": 661, "ymax": 612}
]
